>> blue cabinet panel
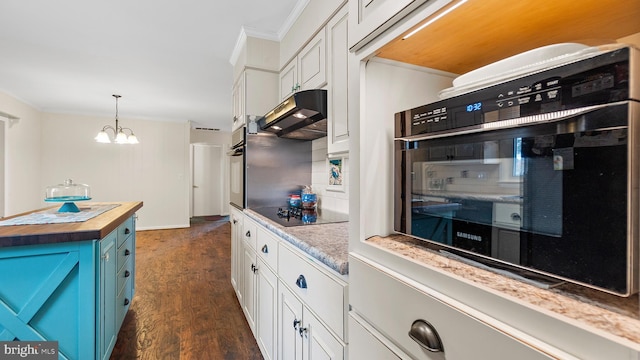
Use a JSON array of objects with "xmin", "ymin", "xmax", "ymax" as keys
[
  {"xmin": 0, "ymin": 214, "xmax": 136, "ymax": 360},
  {"xmin": 0, "ymin": 241, "xmax": 96, "ymax": 360}
]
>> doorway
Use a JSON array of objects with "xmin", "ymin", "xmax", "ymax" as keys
[{"xmin": 191, "ymin": 144, "xmax": 223, "ymax": 217}]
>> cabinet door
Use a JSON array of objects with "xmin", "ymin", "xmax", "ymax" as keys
[
  {"xmin": 327, "ymin": 5, "xmax": 350, "ymax": 154},
  {"xmin": 349, "ymin": 0, "xmax": 451, "ymax": 50},
  {"xmin": 257, "ymin": 259, "xmax": 279, "ymax": 360},
  {"xmin": 280, "ymin": 59, "xmax": 298, "ymax": 100},
  {"xmin": 298, "ymin": 29, "xmax": 327, "ymax": 92},
  {"xmin": 303, "ymin": 310, "xmax": 344, "ymax": 360},
  {"xmin": 232, "ymin": 74, "xmax": 245, "ymax": 130},
  {"xmin": 230, "ymin": 209, "xmax": 243, "ymax": 293},
  {"xmin": 242, "ymin": 244, "xmax": 257, "ymax": 336},
  {"xmin": 349, "ymin": 314, "xmax": 404, "ymax": 360},
  {"xmin": 100, "ymin": 232, "xmax": 118, "ymax": 360},
  {"xmin": 279, "ymin": 284, "xmax": 304, "ymax": 360},
  {"xmin": 245, "ymin": 68, "xmax": 279, "ymax": 117}
]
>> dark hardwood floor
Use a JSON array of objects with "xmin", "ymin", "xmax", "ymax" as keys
[{"xmin": 110, "ymin": 216, "xmax": 262, "ymax": 360}]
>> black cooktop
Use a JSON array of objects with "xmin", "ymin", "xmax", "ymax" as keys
[{"xmin": 252, "ymin": 206, "xmax": 348, "ymax": 227}]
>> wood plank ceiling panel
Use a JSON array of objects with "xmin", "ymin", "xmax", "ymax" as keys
[{"xmin": 376, "ymin": 0, "xmax": 640, "ymax": 75}]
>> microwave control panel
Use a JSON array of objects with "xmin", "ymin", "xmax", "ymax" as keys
[{"xmin": 403, "ymin": 46, "xmax": 633, "ymax": 137}]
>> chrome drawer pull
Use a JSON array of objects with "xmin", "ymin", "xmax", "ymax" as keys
[
  {"xmin": 124, "ymin": 270, "xmax": 131, "ymax": 278},
  {"xmin": 295, "ymin": 275, "xmax": 307, "ymax": 289},
  {"xmin": 261, "ymin": 244, "xmax": 268, "ymax": 254},
  {"xmin": 124, "ymin": 228, "xmax": 131, "ymax": 235},
  {"xmin": 124, "ymin": 298, "xmax": 130, "ymax": 306},
  {"xmin": 293, "ymin": 319, "xmax": 301, "ymax": 330},
  {"xmin": 245, "ymin": 230, "xmax": 251, "ymax": 237},
  {"xmin": 408, "ymin": 319, "xmax": 444, "ymax": 353},
  {"xmin": 124, "ymin": 249, "xmax": 131, "ymax": 256}
]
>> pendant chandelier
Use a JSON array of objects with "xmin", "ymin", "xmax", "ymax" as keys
[{"xmin": 95, "ymin": 94, "xmax": 139, "ymax": 144}]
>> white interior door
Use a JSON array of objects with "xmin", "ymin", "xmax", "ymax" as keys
[{"xmin": 192, "ymin": 144, "xmax": 222, "ymax": 216}]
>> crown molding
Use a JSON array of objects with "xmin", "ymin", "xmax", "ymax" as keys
[{"xmin": 229, "ymin": 0, "xmax": 310, "ymax": 65}]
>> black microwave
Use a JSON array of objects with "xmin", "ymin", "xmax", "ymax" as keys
[{"xmin": 394, "ymin": 46, "xmax": 640, "ymax": 296}]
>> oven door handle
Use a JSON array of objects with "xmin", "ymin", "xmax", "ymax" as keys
[{"xmin": 227, "ymin": 147, "xmax": 244, "ymax": 156}]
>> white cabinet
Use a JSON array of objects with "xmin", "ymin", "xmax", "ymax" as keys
[
  {"xmin": 349, "ymin": 314, "xmax": 405, "ymax": 360},
  {"xmin": 257, "ymin": 257, "xmax": 279, "ymax": 360},
  {"xmin": 233, "ymin": 68, "xmax": 279, "ymax": 130},
  {"xmin": 241, "ymin": 240, "xmax": 258, "ymax": 335},
  {"xmin": 280, "ymin": 30, "xmax": 327, "ymax": 101},
  {"xmin": 348, "ymin": 0, "xmax": 452, "ymax": 50},
  {"xmin": 279, "ymin": 283, "xmax": 344, "ymax": 360},
  {"xmin": 278, "ymin": 243, "xmax": 346, "ymax": 339},
  {"xmin": 326, "ymin": 5, "xmax": 350, "ymax": 154},
  {"xmin": 349, "ymin": 255, "xmax": 567, "ymax": 360},
  {"xmin": 256, "ymin": 226, "xmax": 280, "ymax": 360},
  {"xmin": 231, "ymin": 212, "xmax": 348, "ymax": 360},
  {"xmin": 230, "ymin": 206, "xmax": 244, "ymax": 296}
]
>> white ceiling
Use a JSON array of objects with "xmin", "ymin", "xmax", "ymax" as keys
[{"xmin": 0, "ymin": 0, "xmax": 304, "ymax": 131}]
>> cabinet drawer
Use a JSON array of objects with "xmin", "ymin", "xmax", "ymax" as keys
[
  {"xmin": 493, "ymin": 203, "xmax": 522, "ymax": 229},
  {"xmin": 243, "ymin": 218, "xmax": 258, "ymax": 251},
  {"xmin": 116, "ymin": 277, "xmax": 133, "ymax": 328},
  {"xmin": 117, "ymin": 258, "xmax": 133, "ymax": 294},
  {"xmin": 350, "ymin": 256, "xmax": 554, "ymax": 360},
  {"xmin": 117, "ymin": 235, "xmax": 134, "ymax": 271},
  {"xmin": 117, "ymin": 216, "xmax": 135, "ymax": 247},
  {"xmin": 256, "ymin": 227, "xmax": 279, "ymax": 271},
  {"xmin": 278, "ymin": 244, "xmax": 345, "ymax": 339}
]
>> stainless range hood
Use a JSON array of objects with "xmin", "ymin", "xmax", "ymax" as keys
[{"xmin": 258, "ymin": 89, "xmax": 327, "ymax": 140}]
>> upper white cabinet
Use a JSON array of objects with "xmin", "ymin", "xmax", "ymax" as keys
[
  {"xmin": 232, "ymin": 68, "xmax": 278, "ymax": 131},
  {"xmin": 326, "ymin": 5, "xmax": 349, "ymax": 154},
  {"xmin": 348, "ymin": 0, "xmax": 452, "ymax": 51},
  {"xmin": 279, "ymin": 30, "xmax": 327, "ymax": 101}
]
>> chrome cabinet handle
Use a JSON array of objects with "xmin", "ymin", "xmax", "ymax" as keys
[
  {"xmin": 295, "ymin": 275, "xmax": 307, "ymax": 289},
  {"xmin": 124, "ymin": 270, "xmax": 131, "ymax": 278},
  {"xmin": 233, "ymin": 219, "xmax": 238, "ymax": 224},
  {"xmin": 408, "ymin": 319, "xmax": 444, "ymax": 353},
  {"xmin": 245, "ymin": 230, "xmax": 251, "ymax": 237},
  {"xmin": 124, "ymin": 298, "xmax": 130, "ymax": 306},
  {"xmin": 261, "ymin": 244, "xmax": 268, "ymax": 254},
  {"xmin": 124, "ymin": 249, "xmax": 131, "ymax": 256},
  {"xmin": 511, "ymin": 213, "xmax": 521, "ymax": 221},
  {"xmin": 293, "ymin": 319, "xmax": 301, "ymax": 330},
  {"xmin": 299, "ymin": 326, "xmax": 308, "ymax": 338},
  {"xmin": 124, "ymin": 228, "xmax": 131, "ymax": 235}
]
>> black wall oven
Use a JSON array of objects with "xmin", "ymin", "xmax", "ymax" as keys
[{"xmin": 394, "ymin": 46, "xmax": 640, "ymax": 296}]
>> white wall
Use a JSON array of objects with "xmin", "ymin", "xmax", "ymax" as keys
[
  {"xmin": 0, "ymin": 91, "xmax": 43, "ymax": 216},
  {"xmin": 362, "ymin": 59, "xmax": 455, "ymax": 238},
  {"xmin": 39, "ymin": 112, "xmax": 190, "ymax": 230}
]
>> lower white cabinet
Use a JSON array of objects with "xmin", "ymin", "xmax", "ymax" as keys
[
  {"xmin": 257, "ymin": 257, "xmax": 279, "ymax": 360},
  {"xmin": 241, "ymin": 241, "xmax": 258, "ymax": 335},
  {"xmin": 232, "ymin": 212, "xmax": 348, "ymax": 360},
  {"xmin": 349, "ymin": 255, "xmax": 567, "ymax": 360},
  {"xmin": 279, "ymin": 283, "xmax": 344, "ymax": 360},
  {"xmin": 230, "ymin": 207, "xmax": 243, "ymax": 298},
  {"xmin": 348, "ymin": 313, "xmax": 405, "ymax": 360}
]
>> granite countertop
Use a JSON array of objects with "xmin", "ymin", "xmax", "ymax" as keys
[
  {"xmin": 0, "ymin": 201, "xmax": 143, "ymax": 248},
  {"xmin": 244, "ymin": 209, "xmax": 349, "ymax": 276},
  {"xmin": 368, "ymin": 234, "xmax": 640, "ymax": 346}
]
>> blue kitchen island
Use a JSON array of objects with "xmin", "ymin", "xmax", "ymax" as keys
[{"xmin": 0, "ymin": 201, "xmax": 143, "ymax": 360}]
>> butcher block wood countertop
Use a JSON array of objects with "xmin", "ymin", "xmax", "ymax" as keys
[{"xmin": 0, "ymin": 201, "xmax": 143, "ymax": 248}]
